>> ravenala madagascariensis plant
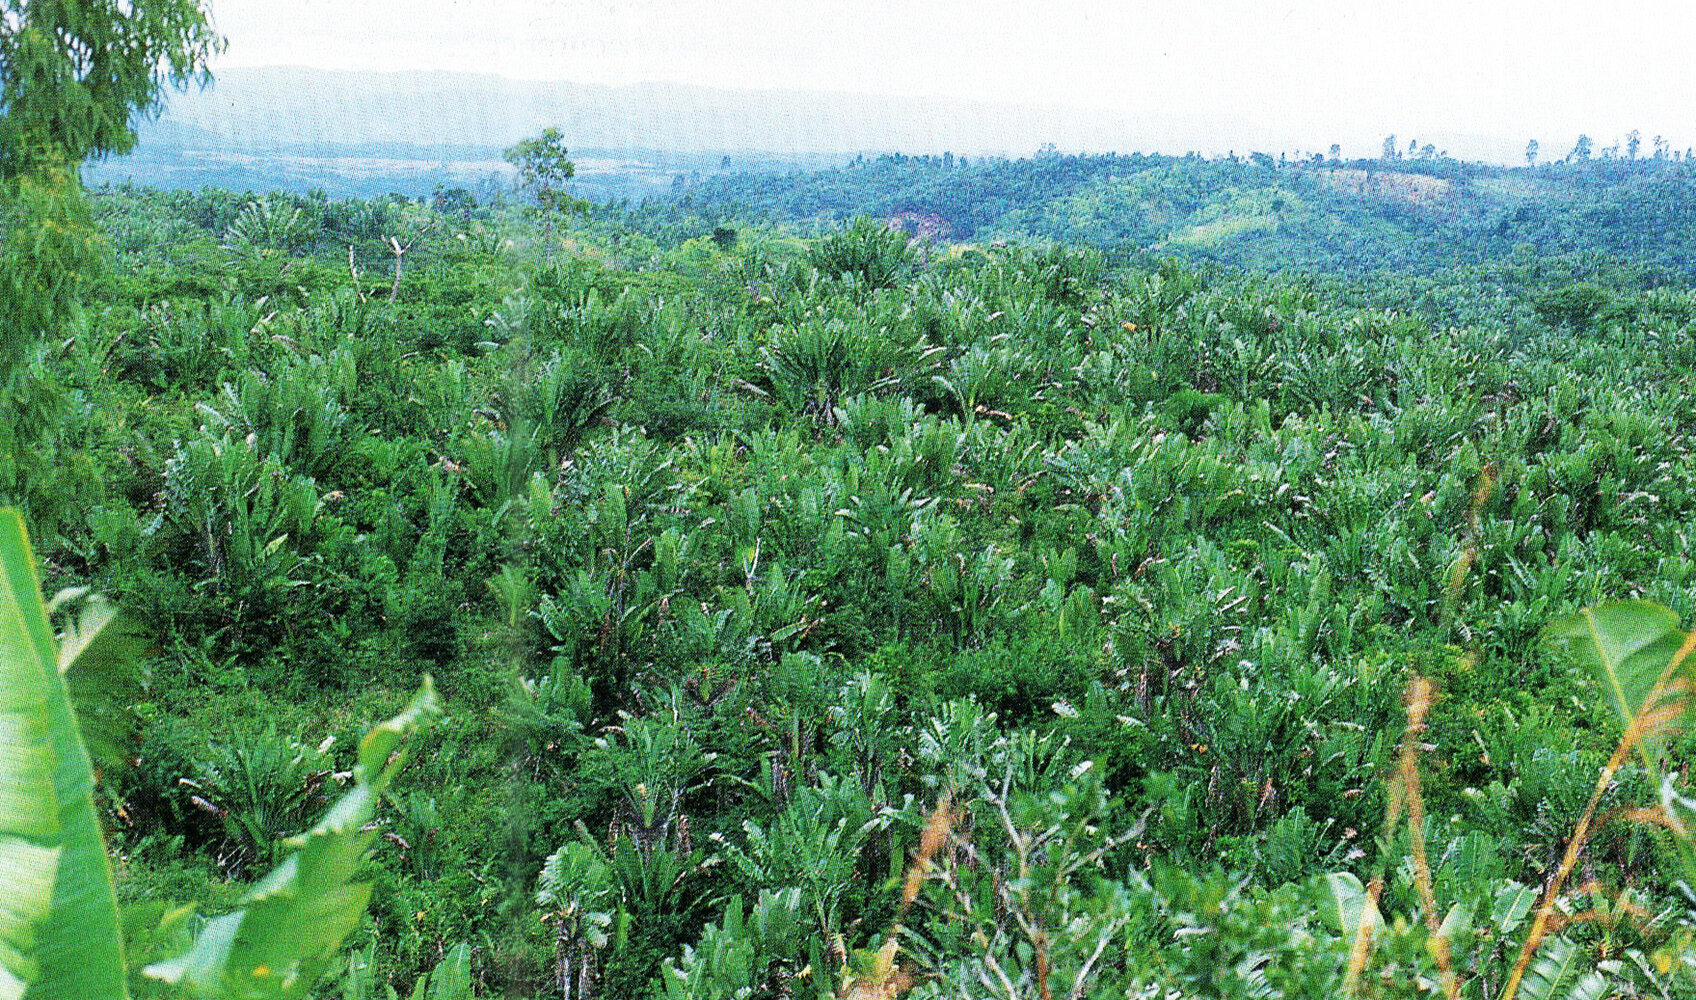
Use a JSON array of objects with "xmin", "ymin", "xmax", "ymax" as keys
[
  {"xmin": 0, "ymin": 507, "xmax": 440, "ymax": 1000},
  {"xmin": 1324, "ymin": 602, "xmax": 1696, "ymax": 1000}
]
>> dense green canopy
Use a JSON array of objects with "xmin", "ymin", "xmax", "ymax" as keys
[
  {"xmin": 0, "ymin": 0, "xmax": 218, "ymax": 525},
  {"xmin": 0, "ymin": 0, "xmax": 220, "ymax": 174},
  {"xmin": 1, "ymin": 0, "xmax": 219, "ymax": 367}
]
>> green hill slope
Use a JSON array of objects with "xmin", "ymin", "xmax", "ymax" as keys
[{"xmin": 694, "ymin": 151, "xmax": 1696, "ymax": 276}]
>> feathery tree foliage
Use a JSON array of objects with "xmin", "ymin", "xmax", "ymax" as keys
[
  {"xmin": 0, "ymin": 0, "xmax": 221, "ymax": 360},
  {"xmin": 0, "ymin": 0, "xmax": 219, "ymax": 530}
]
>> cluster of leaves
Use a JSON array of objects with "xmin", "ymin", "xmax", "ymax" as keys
[
  {"xmin": 0, "ymin": 507, "xmax": 446, "ymax": 1000},
  {"xmin": 15, "ymin": 172, "xmax": 1696, "ymax": 998}
]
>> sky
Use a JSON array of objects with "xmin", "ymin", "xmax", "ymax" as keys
[{"xmin": 207, "ymin": 0, "xmax": 1696, "ymax": 159}]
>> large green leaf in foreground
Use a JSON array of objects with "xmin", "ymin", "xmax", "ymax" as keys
[
  {"xmin": 1544, "ymin": 600, "xmax": 1690, "ymax": 762},
  {"xmin": 144, "ymin": 680, "xmax": 440, "ymax": 999},
  {"xmin": 0, "ymin": 509, "xmax": 129, "ymax": 1000},
  {"xmin": 53, "ymin": 588, "xmax": 153, "ymax": 777}
]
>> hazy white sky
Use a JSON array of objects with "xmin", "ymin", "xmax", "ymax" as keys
[{"xmin": 210, "ymin": 0, "xmax": 1696, "ymax": 154}]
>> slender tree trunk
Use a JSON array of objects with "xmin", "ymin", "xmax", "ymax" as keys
[
  {"xmin": 578, "ymin": 943, "xmax": 596, "ymax": 1000},
  {"xmin": 387, "ymin": 237, "xmax": 405, "ymax": 304},
  {"xmin": 554, "ymin": 929, "xmax": 572, "ymax": 1000}
]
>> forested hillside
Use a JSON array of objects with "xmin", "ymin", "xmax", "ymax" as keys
[
  {"xmin": 4, "ymin": 174, "xmax": 1696, "ymax": 997},
  {"xmin": 687, "ymin": 149, "xmax": 1696, "ymax": 277}
]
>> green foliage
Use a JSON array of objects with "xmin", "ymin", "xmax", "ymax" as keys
[
  {"xmin": 535, "ymin": 843, "xmax": 615, "ymax": 1000},
  {"xmin": 806, "ymin": 216, "xmax": 917, "ymax": 288},
  {"xmin": 403, "ymin": 944, "xmax": 472, "ymax": 1000},
  {"xmin": 760, "ymin": 311, "xmax": 941, "ymax": 422},
  {"xmin": 0, "ymin": 508, "xmax": 127, "ymax": 1000},
  {"xmin": 0, "ymin": 164, "xmax": 103, "ymax": 371},
  {"xmin": 1544, "ymin": 601, "xmax": 1689, "ymax": 764},
  {"xmin": 53, "ymin": 588, "xmax": 153, "ymax": 775},
  {"xmin": 0, "ymin": 0, "xmax": 220, "ymax": 380},
  {"xmin": 1531, "ymin": 282, "xmax": 1612, "ymax": 330},
  {"xmin": 224, "ymin": 199, "xmax": 314, "ymax": 260},
  {"xmin": 143, "ymin": 682, "xmax": 440, "ymax": 998},
  {"xmin": 504, "ymin": 128, "xmax": 579, "ymax": 215},
  {"xmin": 24, "ymin": 173, "xmax": 1696, "ymax": 998},
  {"xmin": 654, "ymin": 890, "xmax": 823, "ymax": 1000},
  {"xmin": 147, "ymin": 429, "xmax": 324, "ymax": 644},
  {"xmin": 339, "ymin": 941, "xmax": 475, "ymax": 1000},
  {"xmin": 2, "ymin": 508, "xmax": 443, "ymax": 1000},
  {"xmin": 0, "ymin": 0, "xmax": 220, "ymax": 172},
  {"xmin": 179, "ymin": 727, "xmax": 337, "ymax": 873},
  {"xmin": 908, "ymin": 770, "xmax": 1139, "ymax": 1000},
  {"xmin": 723, "ymin": 774, "xmax": 889, "ymax": 946}
]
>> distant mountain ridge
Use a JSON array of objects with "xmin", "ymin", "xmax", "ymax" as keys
[{"xmin": 135, "ymin": 65, "xmax": 1266, "ymax": 157}]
